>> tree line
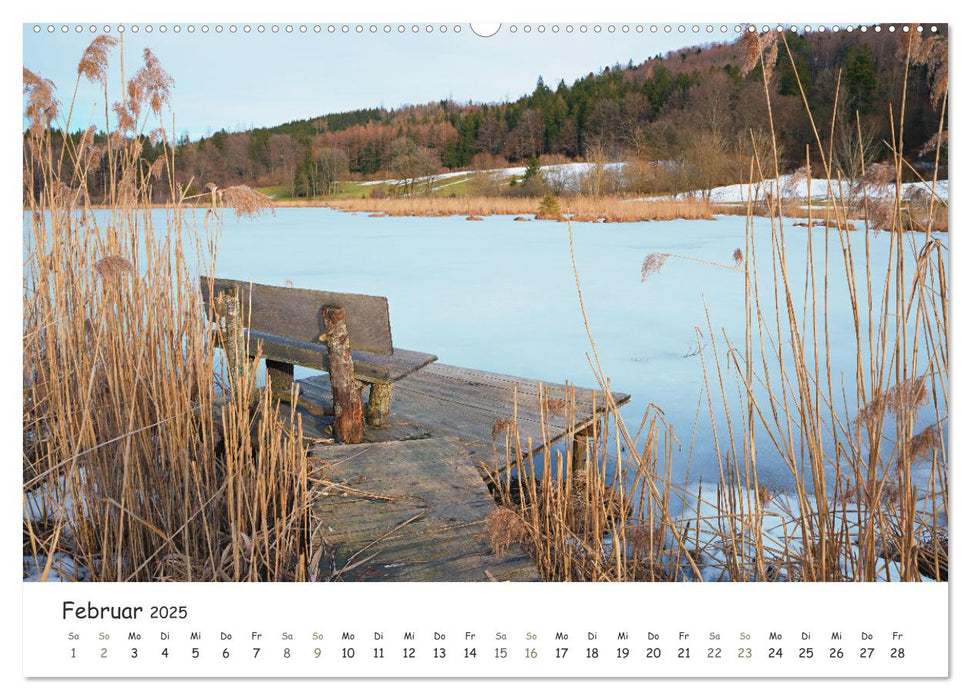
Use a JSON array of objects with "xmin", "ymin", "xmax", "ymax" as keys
[{"xmin": 28, "ymin": 28, "xmax": 947, "ymax": 201}]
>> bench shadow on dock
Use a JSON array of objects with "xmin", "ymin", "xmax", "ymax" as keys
[{"xmin": 295, "ymin": 363, "xmax": 629, "ymax": 583}]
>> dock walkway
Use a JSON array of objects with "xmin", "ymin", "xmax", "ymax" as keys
[
  {"xmin": 297, "ymin": 362, "xmax": 629, "ymax": 582},
  {"xmin": 310, "ymin": 437, "xmax": 539, "ymax": 581},
  {"xmin": 298, "ymin": 362, "xmax": 630, "ymax": 471}
]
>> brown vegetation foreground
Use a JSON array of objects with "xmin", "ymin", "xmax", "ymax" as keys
[
  {"xmin": 24, "ymin": 39, "xmax": 316, "ymax": 582},
  {"xmin": 278, "ymin": 194, "xmax": 716, "ymax": 223},
  {"xmin": 484, "ymin": 27, "xmax": 948, "ymax": 583}
]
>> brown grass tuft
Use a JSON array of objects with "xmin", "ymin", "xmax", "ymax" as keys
[
  {"xmin": 130, "ymin": 48, "xmax": 174, "ymax": 116},
  {"xmin": 757, "ymin": 484, "xmax": 773, "ymax": 506},
  {"xmin": 739, "ymin": 29, "xmax": 778, "ymax": 79},
  {"xmin": 860, "ymin": 162, "xmax": 894, "ymax": 190},
  {"xmin": 94, "ymin": 255, "xmax": 135, "ymax": 281},
  {"xmin": 216, "ymin": 185, "xmax": 274, "ymax": 219},
  {"xmin": 740, "ymin": 31, "xmax": 763, "ymax": 75},
  {"xmin": 907, "ymin": 425, "xmax": 941, "ymax": 463},
  {"xmin": 855, "ymin": 377, "xmax": 929, "ymax": 430},
  {"xmin": 112, "ymin": 101, "xmax": 135, "ymax": 132},
  {"xmin": 491, "ymin": 417, "xmax": 515, "ymax": 440},
  {"xmin": 486, "ymin": 507, "xmax": 528, "ymax": 555}
]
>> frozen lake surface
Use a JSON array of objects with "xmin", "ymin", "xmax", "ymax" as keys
[{"xmin": 195, "ymin": 208, "xmax": 945, "ymax": 492}]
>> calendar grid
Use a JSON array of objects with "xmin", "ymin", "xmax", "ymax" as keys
[{"xmin": 23, "ymin": 583, "xmax": 948, "ymax": 678}]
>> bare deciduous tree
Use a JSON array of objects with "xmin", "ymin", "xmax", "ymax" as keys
[{"xmin": 390, "ymin": 138, "xmax": 441, "ymax": 195}]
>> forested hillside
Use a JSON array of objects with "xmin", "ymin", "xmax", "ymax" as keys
[{"xmin": 28, "ymin": 28, "xmax": 948, "ymax": 200}]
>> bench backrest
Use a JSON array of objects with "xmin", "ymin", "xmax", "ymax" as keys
[{"xmin": 200, "ymin": 277, "xmax": 393, "ymax": 356}]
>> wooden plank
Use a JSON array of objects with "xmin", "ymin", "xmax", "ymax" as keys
[
  {"xmin": 200, "ymin": 277, "xmax": 393, "ymax": 355},
  {"xmin": 299, "ymin": 363, "xmax": 630, "ymax": 471},
  {"xmin": 397, "ymin": 364, "xmax": 615, "ymax": 414},
  {"xmin": 350, "ymin": 347, "xmax": 438, "ymax": 384},
  {"xmin": 243, "ymin": 330, "xmax": 436, "ymax": 382},
  {"xmin": 311, "ymin": 438, "xmax": 540, "ymax": 582}
]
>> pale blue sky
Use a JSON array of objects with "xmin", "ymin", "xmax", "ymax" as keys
[{"xmin": 23, "ymin": 23, "xmax": 716, "ymax": 138}]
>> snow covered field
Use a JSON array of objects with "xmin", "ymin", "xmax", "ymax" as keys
[
  {"xmin": 355, "ymin": 166, "xmax": 947, "ymax": 204},
  {"xmin": 355, "ymin": 160, "xmax": 626, "ymax": 192},
  {"xmin": 651, "ymin": 173, "xmax": 950, "ymax": 204}
]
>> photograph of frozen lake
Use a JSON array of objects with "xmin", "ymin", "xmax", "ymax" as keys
[{"xmin": 23, "ymin": 21, "xmax": 948, "ymax": 584}]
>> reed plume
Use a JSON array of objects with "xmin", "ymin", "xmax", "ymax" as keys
[{"xmin": 77, "ymin": 35, "xmax": 117, "ymax": 84}]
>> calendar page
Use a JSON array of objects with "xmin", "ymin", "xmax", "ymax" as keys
[{"xmin": 17, "ymin": 1, "xmax": 955, "ymax": 690}]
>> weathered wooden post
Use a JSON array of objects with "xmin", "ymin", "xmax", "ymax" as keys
[
  {"xmin": 366, "ymin": 382, "xmax": 393, "ymax": 427},
  {"xmin": 571, "ymin": 423, "xmax": 596, "ymax": 472},
  {"xmin": 219, "ymin": 288, "xmax": 247, "ymax": 398},
  {"xmin": 322, "ymin": 306, "xmax": 365, "ymax": 444}
]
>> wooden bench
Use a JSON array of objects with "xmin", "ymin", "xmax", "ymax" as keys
[{"xmin": 200, "ymin": 277, "xmax": 436, "ymax": 443}]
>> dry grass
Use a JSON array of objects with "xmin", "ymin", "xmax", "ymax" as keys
[
  {"xmin": 304, "ymin": 194, "xmax": 715, "ymax": 223},
  {"xmin": 485, "ymin": 507, "xmax": 528, "ymax": 556},
  {"xmin": 640, "ymin": 253, "xmax": 671, "ymax": 281},
  {"xmin": 486, "ymin": 29, "xmax": 948, "ymax": 583},
  {"xmin": 23, "ymin": 38, "xmax": 316, "ymax": 582}
]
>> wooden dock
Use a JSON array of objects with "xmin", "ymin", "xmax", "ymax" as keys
[
  {"xmin": 297, "ymin": 362, "xmax": 631, "ymax": 472},
  {"xmin": 205, "ymin": 278, "xmax": 630, "ymax": 582},
  {"xmin": 310, "ymin": 437, "xmax": 539, "ymax": 581},
  {"xmin": 296, "ymin": 362, "xmax": 629, "ymax": 583}
]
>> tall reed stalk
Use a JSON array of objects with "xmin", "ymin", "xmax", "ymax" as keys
[
  {"xmin": 488, "ymin": 27, "xmax": 947, "ymax": 583},
  {"xmin": 23, "ymin": 38, "xmax": 314, "ymax": 582}
]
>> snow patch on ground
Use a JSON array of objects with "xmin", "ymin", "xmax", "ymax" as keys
[
  {"xmin": 357, "ymin": 170, "xmax": 475, "ymax": 187},
  {"xmin": 23, "ymin": 553, "xmax": 89, "ymax": 582},
  {"xmin": 643, "ymin": 173, "xmax": 949, "ymax": 204},
  {"xmin": 353, "ymin": 161, "xmax": 627, "ymax": 192},
  {"xmin": 24, "ymin": 474, "xmax": 86, "ymax": 523},
  {"xmin": 667, "ymin": 482, "xmax": 941, "ymax": 582}
]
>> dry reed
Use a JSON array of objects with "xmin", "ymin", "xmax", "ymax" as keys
[
  {"xmin": 23, "ymin": 39, "xmax": 314, "ymax": 582},
  {"xmin": 285, "ymin": 195, "xmax": 715, "ymax": 223},
  {"xmin": 485, "ymin": 28, "xmax": 948, "ymax": 583}
]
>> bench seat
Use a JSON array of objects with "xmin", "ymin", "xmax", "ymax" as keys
[{"xmin": 243, "ymin": 329, "xmax": 437, "ymax": 384}]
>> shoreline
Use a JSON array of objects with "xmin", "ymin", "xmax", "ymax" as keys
[{"xmin": 28, "ymin": 198, "xmax": 946, "ymax": 232}]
